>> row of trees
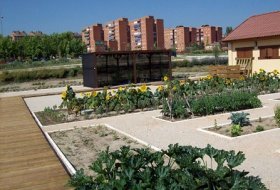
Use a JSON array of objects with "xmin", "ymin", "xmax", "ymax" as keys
[{"xmin": 0, "ymin": 32, "xmax": 86, "ymax": 62}]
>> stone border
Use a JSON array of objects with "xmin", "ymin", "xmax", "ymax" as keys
[
  {"xmin": 32, "ymin": 112, "xmax": 77, "ymax": 175},
  {"xmin": 197, "ymin": 115, "xmax": 280, "ymax": 140},
  {"xmin": 31, "ymin": 111, "xmax": 162, "ymax": 176},
  {"xmin": 152, "ymin": 106, "xmax": 268, "ymax": 124}
]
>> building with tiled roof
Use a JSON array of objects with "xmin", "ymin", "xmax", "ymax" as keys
[{"xmin": 224, "ymin": 11, "xmax": 280, "ymax": 73}]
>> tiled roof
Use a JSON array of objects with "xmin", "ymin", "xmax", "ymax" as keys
[{"xmin": 223, "ymin": 11, "xmax": 280, "ymax": 42}]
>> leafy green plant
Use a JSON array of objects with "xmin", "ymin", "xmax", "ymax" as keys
[
  {"xmin": 274, "ymin": 105, "xmax": 280, "ymax": 127},
  {"xmin": 69, "ymin": 144, "xmax": 267, "ymax": 189},
  {"xmin": 231, "ymin": 124, "xmax": 242, "ymax": 137},
  {"xmin": 255, "ymin": 125, "xmax": 264, "ymax": 132},
  {"xmin": 229, "ymin": 112, "xmax": 250, "ymax": 127}
]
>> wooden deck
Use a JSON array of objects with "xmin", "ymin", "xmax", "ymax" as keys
[{"xmin": 0, "ymin": 97, "xmax": 70, "ymax": 189}]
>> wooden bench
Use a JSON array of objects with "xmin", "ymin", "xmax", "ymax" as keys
[
  {"xmin": 236, "ymin": 58, "xmax": 253, "ymax": 77},
  {"xmin": 208, "ymin": 65, "xmax": 245, "ymax": 79}
]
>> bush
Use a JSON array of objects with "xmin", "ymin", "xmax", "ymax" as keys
[
  {"xmin": 274, "ymin": 105, "xmax": 280, "ymax": 127},
  {"xmin": 0, "ymin": 67, "xmax": 82, "ymax": 83},
  {"xmin": 69, "ymin": 144, "xmax": 267, "ymax": 189},
  {"xmin": 229, "ymin": 112, "xmax": 250, "ymax": 127},
  {"xmin": 191, "ymin": 91, "xmax": 262, "ymax": 116},
  {"xmin": 231, "ymin": 124, "xmax": 242, "ymax": 136},
  {"xmin": 255, "ymin": 125, "xmax": 264, "ymax": 132}
]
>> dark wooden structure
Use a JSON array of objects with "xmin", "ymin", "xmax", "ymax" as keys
[
  {"xmin": 209, "ymin": 65, "xmax": 245, "ymax": 79},
  {"xmin": 82, "ymin": 50, "xmax": 172, "ymax": 88}
]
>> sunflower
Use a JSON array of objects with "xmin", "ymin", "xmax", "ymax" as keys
[
  {"xmin": 91, "ymin": 91, "xmax": 97, "ymax": 97},
  {"xmin": 163, "ymin": 76, "xmax": 169, "ymax": 81},
  {"xmin": 259, "ymin": 68, "xmax": 265, "ymax": 73},
  {"xmin": 139, "ymin": 84, "xmax": 147, "ymax": 92},
  {"xmin": 206, "ymin": 75, "xmax": 213, "ymax": 80},
  {"xmin": 61, "ymin": 91, "xmax": 67, "ymax": 99},
  {"xmin": 273, "ymin": 69, "xmax": 279, "ymax": 75},
  {"xmin": 157, "ymin": 85, "xmax": 164, "ymax": 91},
  {"xmin": 118, "ymin": 87, "xmax": 124, "ymax": 92},
  {"xmin": 172, "ymin": 86, "xmax": 177, "ymax": 91},
  {"xmin": 106, "ymin": 94, "xmax": 111, "ymax": 101},
  {"xmin": 239, "ymin": 76, "xmax": 245, "ymax": 81}
]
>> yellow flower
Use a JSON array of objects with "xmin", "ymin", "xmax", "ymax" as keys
[
  {"xmin": 61, "ymin": 91, "xmax": 67, "ymax": 99},
  {"xmin": 157, "ymin": 85, "xmax": 164, "ymax": 91},
  {"xmin": 259, "ymin": 68, "xmax": 265, "ymax": 73},
  {"xmin": 91, "ymin": 91, "xmax": 97, "ymax": 97},
  {"xmin": 118, "ymin": 87, "xmax": 123, "ymax": 91},
  {"xmin": 273, "ymin": 69, "xmax": 279, "ymax": 75},
  {"xmin": 207, "ymin": 75, "xmax": 213, "ymax": 80},
  {"xmin": 106, "ymin": 94, "xmax": 110, "ymax": 101},
  {"xmin": 163, "ymin": 76, "xmax": 169, "ymax": 81},
  {"xmin": 85, "ymin": 92, "xmax": 91, "ymax": 97},
  {"xmin": 239, "ymin": 76, "xmax": 245, "ymax": 81},
  {"xmin": 172, "ymin": 86, "xmax": 177, "ymax": 91},
  {"xmin": 225, "ymin": 79, "xmax": 231, "ymax": 85},
  {"xmin": 139, "ymin": 84, "xmax": 147, "ymax": 92}
]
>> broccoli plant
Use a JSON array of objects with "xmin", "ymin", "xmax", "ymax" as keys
[
  {"xmin": 229, "ymin": 112, "xmax": 250, "ymax": 127},
  {"xmin": 69, "ymin": 144, "xmax": 267, "ymax": 190}
]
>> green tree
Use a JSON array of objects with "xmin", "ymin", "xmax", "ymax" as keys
[{"xmin": 225, "ymin": 26, "xmax": 233, "ymax": 36}]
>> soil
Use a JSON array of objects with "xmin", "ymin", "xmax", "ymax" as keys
[
  {"xmin": 49, "ymin": 125, "xmax": 147, "ymax": 176},
  {"xmin": 207, "ymin": 117, "xmax": 279, "ymax": 137}
]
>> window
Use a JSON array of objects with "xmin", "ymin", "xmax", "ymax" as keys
[
  {"xmin": 236, "ymin": 47, "xmax": 253, "ymax": 58},
  {"xmin": 259, "ymin": 46, "xmax": 280, "ymax": 59}
]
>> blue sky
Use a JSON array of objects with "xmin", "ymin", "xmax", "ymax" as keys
[{"xmin": 1, "ymin": 0, "xmax": 280, "ymax": 36}]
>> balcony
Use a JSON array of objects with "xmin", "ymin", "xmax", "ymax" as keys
[
  {"xmin": 134, "ymin": 31, "xmax": 141, "ymax": 36},
  {"xmin": 108, "ymin": 23, "xmax": 114, "ymax": 28}
]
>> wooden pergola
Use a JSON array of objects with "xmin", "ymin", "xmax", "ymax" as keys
[{"xmin": 82, "ymin": 50, "xmax": 172, "ymax": 88}]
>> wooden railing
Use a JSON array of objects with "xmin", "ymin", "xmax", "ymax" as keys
[{"xmin": 236, "ymin": 57, "xmax": 253, "ymax": 76}]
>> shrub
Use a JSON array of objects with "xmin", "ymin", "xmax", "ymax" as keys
[
  {"xmin": 255, "ymin": 125, "xmax": 264, "ymax": 132},
  {"xmin": 191, "ymin": 91, "xmax": 262, "ymax": 116},
  {"xmin": 69, "ymin": 144, "xmax": 267, "ymax": 189},
  {"xmin": 231, "ymin": 124, "xmax": 242, "ymax": 137},
  {"xmin": 229, "ymin": 112, "xmax": 250, "ymax": 127},
  {"xmin": 274, "ymin": 105, "xmax": 280, "ymax": 127}
]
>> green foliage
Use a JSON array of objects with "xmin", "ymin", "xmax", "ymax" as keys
[
  {"xmin": 229, "ymin": 112, "xmax": 250, "ymax": 127},
  {"xmin": 69, "ymin": 144, "xmax": 267, "ymax": 190},
  {"xmin": 0, "ymin": 32, "xmax": 86, "ymax": 62},
  {"xmin": 274, "ymin": 105, "xmax": 280, "ymax": 127},
  {"xmin": 255, "ymin": 125, "xmax": 264, "ymax": 132},
  {"xmin": 231, "ymin": 124, "xmax": 242, "ymax": 137},
  {"xmin": 191, "ymin": 91, "xmax": 261, "ymax": 116},
  {"xmin": 0, "ymin": 66, "xmax": 81, "ymax": 83},
  {"xmin": 41, "ymin": 106, "xmax": 66, "ymax": 123}
]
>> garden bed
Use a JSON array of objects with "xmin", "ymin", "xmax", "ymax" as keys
[
  {"xmin": 35, "ymin": 107, "xmax": 157, "ymax": 126},
  {"xmin": 49, "ymin": 125, "xmax": 147, "ymax": 175},
  {"xmin": 206, "ymin": 117, "xmax": 279, "ymax": 137}
]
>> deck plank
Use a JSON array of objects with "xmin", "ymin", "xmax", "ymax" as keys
[{"xmin": 0, "ymin": 97, "xmax": 71, "ymax": 189}]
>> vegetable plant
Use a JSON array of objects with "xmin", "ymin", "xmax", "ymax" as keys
[
  {"xmin": 69, "ymin": 144, "xmax": 267, "ymax": 189},
  {"xmin": 231, "ymin": 124, "xmax": 242, "ymax": 137},
  {"xmin": 229, "ymin": 112, "xmax": 250, "ymax": 127}
]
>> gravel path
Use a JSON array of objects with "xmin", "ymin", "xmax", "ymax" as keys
[{"xmin": 25, "ymin": 93, "xmax": 280, "ymax": 189}]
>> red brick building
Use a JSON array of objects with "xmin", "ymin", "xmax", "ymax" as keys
[
  {"xmin": 130, "ymin": 16, "xmax": 164, "ymax": 50},
  {"xmin": 103, "ymin": 18, "xmax": 130, "ymax": 51},
  {"xmin": 197, "ymin": 25, "xmax": 223, "ymax": 46},
  {"xmin": 164, "ymin": 26, "xmax": 197, "ymax": 52},
  {"xmin": 82, "ymin": 24, "xmax": 106, "ymax": 52}
]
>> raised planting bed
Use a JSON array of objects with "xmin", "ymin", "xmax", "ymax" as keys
[
  {"xmin": 35, "ymin": 107, "xmax": 157, "ymax": 126},
  {"xmin": 205, "ymin": 117, "xmax": 280, "ymax": 137},
  {"xmin": 49, "ymin": 125, "xmax": 147, "ymax": 175}
]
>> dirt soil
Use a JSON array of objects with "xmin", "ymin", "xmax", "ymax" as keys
[
  {"xmin": 207, "ymin": 117, "xmax": 279, "ymax": 137},
  {"xmin": 49, "ymin": 125, "xmax": 147, "ymax": 175}
]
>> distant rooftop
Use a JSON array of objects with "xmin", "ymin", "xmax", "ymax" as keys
[{"xmin": 223, "ymin": 11, "xmax": 280, "ymax": 42}]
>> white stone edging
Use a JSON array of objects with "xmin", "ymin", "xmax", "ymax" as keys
[
  {"xmin": 31, "ymin": 112, "xmax": 77, "ymax": 175},
  {"xmin": 197, "ymin": 115, "xmax": 279, "ymax": 140}
]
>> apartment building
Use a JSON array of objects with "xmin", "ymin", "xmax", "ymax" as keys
[
  {"xmin": 82, "ymin": 24, "xmax": 106, "ymax": 52},
  {"xmin": 103, "ymin": 18, "xmax": 130, "ymax": 51},
  {"xmin": 10, "ymin": 31, "xmax": 27, "ymax": 41},
  {"xmin": 164, "ymin": 26, "xmax": 197, "ymax": 52},
  {"xmin": 197, "ymin": 25, "xmax": 223, "ymax": 46},
  {"xmin": 129, "ymin": 16, "xmax": 164, "ymax": 50}
]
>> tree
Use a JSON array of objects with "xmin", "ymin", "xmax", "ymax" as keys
[
  {"xmin": 213, "ymin": 44, "xmax": 221, "ymax": 65},
  {"xmin": 225, "ymin": 26, "xmax": 233, "ymax": 36}
]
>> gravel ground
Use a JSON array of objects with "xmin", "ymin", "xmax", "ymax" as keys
[{"xmin": 25, "ymin": 92, "xmax": 280, "ymax": 189}]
